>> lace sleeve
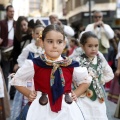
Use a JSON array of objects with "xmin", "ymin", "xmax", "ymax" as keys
[
  {"xmin": 73, "ymin": 67, "xmax": 92, "ymax": 85},
  {"xmin": 10, "ymin": 60, "xmax": 34, "ymax": 87}
]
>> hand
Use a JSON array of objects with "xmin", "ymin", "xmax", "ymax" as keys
[
  {"xmin": 115, "ymin": 69, "xmax": 120, "ymax": 77},
  {"xmin": 94, "ymin": 21, "xmax": 104, "ymax": 28},
  {"xmin": 28, "ymin": 91, "xmax": 37, "ymax": 102},
  {"xmin": 0, "ymin": 38, "xmax": 3, "ymax": 45},
  {"xmin": 57, "ymin": 20, "xmax": 64, "ymax": 29},
  {"xmin": 71, "ymin": 90, "xmax": 77, "ymax": 101},
  {"xmin": 13, "ymin": 64, "xmax": 19, "ymax": 72}
]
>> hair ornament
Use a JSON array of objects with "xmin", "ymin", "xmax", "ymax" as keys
[{"xmin": 37, "ymin": 31, "xmax": 43, "ymax": 41}]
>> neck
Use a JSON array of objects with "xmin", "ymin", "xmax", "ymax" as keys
[
  {"xmin": 88, "ymin": 57, "xmax": 94, "ymax": 62},
  {"xmin": 7, "ymin": 17, "xmax": 13, "ymax": 21},
  {"xmin": 44, "ymin": 53, "xmax": 60, "ymax": 61}
]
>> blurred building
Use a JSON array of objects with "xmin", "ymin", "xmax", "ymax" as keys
[{"xmin": 65, "ymin": 0, "xmax": 116, "ymax": 30}]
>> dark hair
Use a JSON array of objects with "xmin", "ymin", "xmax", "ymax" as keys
[
  {"xmin": 35, "ymin": 19, "xmax": 42, "ymax": 26},
  {"xmin": 80, "ymin": 31, "xmax": 98, "ymax": 45},
  {"xmin": 28, "ymin": 19, "xmax": 34, "ymax": 29},
  {"xmin": 42, "ymin": 24, "xmax": 65, "ymax": 41},
  {"xmin": 93, "ymin": 10, "xmax": 103, "ymax": 17},
  {"xmin": 6, "ymin": 5, "xmax": 13, "ymax": 11},
  {"xmin": 71, "ymin": 38, "xmax": 79, "ymax": 46},
  {"xmin": 33, "ymin": 24, "xmax": 45, "ymax": 32},
  {"xmin": 15, "ymin": 16, "xmax": 28, "ymax": 41}
]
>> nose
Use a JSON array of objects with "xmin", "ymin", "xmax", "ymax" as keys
[
  {"xmin": 53, "ymin": 42, "xmax": 57, "ymax": 48},
  {"xmin": 92, "ymin": 47, "xmax": 96, "ymax": 51}
]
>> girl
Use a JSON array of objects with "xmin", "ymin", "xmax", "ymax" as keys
[
  {"xmin": 10, "ymin": 24, "xmax": 92, "ymax": 120},
  {"xmin": 10, "ymin": 24, "xmax": 45, "ymax": 120},
  {"xmin": 74, "ymin": 31, "xmax": 114, "ymax": 120}
]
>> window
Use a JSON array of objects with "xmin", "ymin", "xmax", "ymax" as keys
[{"xmin": 83, "ymin": 0, "xmax": 110, "ymax": 4}]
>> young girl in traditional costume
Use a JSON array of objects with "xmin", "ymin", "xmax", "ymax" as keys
[
  {"xmin": 74, "ymin": 31, "xmax": 114, "ymax": 120},
  {"xmin": 10, "ymin": 24, "xmax": 45, "ymax": 120},
  {"xmin": 10, "ymin": 24, "xmax": 92, "ymax": 120}
]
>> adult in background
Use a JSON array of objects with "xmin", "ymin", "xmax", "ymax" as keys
[
  {"xmin": 9, "ymin": 16, "xmax": 32, "ymax": 100},
  {"xmin": 0, "ymin": 5, "xmax": 15, "ymax": 90},
  {"xmin": 49, "ymin": 13, "xmax": 74, "ymax": 37},
  {"xmin": 85, "ymin": 10, "xmax": 114, "ymax": 61}
]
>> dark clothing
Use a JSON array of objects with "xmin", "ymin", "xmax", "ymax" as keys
[
  {"xmin": 9, "ymin": 34, "xmax": 32, "ymax": 99},
  {"xmin": 0, "ymin": 19, "xmax": 16, "ymax": 47},
  {"xmin": 0, "ymin": 19, "xmax": 16, "ymax": 90},
  {"xmin": 10, "ymin": 34, "xmax": 32, "ymax": 67}
]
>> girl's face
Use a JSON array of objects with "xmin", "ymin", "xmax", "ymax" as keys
[
  {"xmin": 82, "ymin": 37, "xmax": 99, "ymax": 59},
  {"xmin": 21, "ymin": 20, "xmax": 28, "ymax": 33},
  {"xmin": 33, "ymin": 27, "xmax": 44, "ymax": 47},
  {"xmin": 33, "ymin": 27, "xmax": 44, "ymax": 41},
  {"xmin": 42, "ymin": 30, "xmax": 66, "ymax": 59}
]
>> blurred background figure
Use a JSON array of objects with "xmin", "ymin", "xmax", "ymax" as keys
[
  {"xmin": 67, "ymin": 38, "xmax": 79, "ymax": 56},
  {"xmin": 49, "ymin": 13, "xmax": 74, "ymax": 37},
  {"xmin": 9, "ymin": 16, "xmax": 32, "ymax": 100},
  {"xmin": 0, "ymin": 5, "xmax": 15, "ymax": 90},
  {"xmin": 85, "ymin": 10, "xmax": 114, "ymax": 61}
]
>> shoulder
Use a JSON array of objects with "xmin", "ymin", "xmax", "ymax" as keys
[
  {"xmin": 103, "ymin": 23, "xmax": 112, "ymax": 28},
  {"xmin": 86, "ymin": 23, "xmax": 94, "ymax": 28}
]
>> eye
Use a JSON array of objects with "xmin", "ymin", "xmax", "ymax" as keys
[
  {"xmin": 47, "ymin": 40, "xmax": 53, "ymax": 43},
  {"xmin": 57, "ymin": 40, "xmax": 64, "ymax": 44},
  {"xmin": 95, "ymin": 45, "xmax": 98, "ymax": 47},
  {"xmin": 88, "ymin": 45, "xmax": 92, "ymax": 47}
]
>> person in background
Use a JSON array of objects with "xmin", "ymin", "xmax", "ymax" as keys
[
  {"xmin": 85, "ymin": 10, "xmax": 114, "ymax": 61},
  {"xmin": 49, "ymin": 13, "xmax": 74, "ymax": 37},
  {"xmin": 108, "ymin": 30, "xmax": 120, "ymax": 103},
  {"xmin": 67, "ymin": 38, "xmax": 79, "ymax": 56},
  {"xmin": 0, "ymin": 5, "xmax": 15, "ymax": 90},
  {"xmin": 9, "ymin": 16, "xmax": 32, "ymax": 100},
  {"xmin": 114, "ymin": 40, "xmax": 120, "ymax": 118}
]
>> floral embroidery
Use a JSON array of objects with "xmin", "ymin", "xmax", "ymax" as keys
[{"xmin": 78, "ymin": 54, "xmax": 104, "ymax": 101}]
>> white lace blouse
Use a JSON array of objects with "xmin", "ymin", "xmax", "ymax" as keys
[
  {"xmin": 17, "ymin": 41, "xmax": 43, "ymax": 67},
  {"xmin": 10, "ymin": 56, "xmax": 92, "ymax": 87}
]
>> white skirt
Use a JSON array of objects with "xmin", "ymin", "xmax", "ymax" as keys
[
  {"xmin": 77, "ymin": 97, "xmax": 108, "ymax": 120},
  {"xmin": 26, "ymin": 91, "xmax": 85, "ymax": 120}
]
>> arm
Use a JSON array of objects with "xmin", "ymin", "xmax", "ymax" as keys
[
  {"xmin": 103, "ymin": 24, "xmax": 114, "ymax": 39},
  {"xmin": 10, "ymin": 60, "xmax": 36, "ymax": 101},
  {"xmin": 63, "ymin": 25, "xmax": 75, "ymax": 37},
  {"xmin": 115, "ymin": 57, "xmax": 120, "ymax": 77},
  {"xmin": 85, "ymin": 24, "xmax": 94, "ymax": 32},
  {"xmin": 15, "ymin": 86, "xmax": 36, "ymax": 102},
  {"xmin": 74, "ymin": 83, "xmax": 89, "ymax": 97},
  {"xmin": 73, "ymin": 67, "xmax": 92, "ymax": 97},
  {"xmin": 98, "ymin": 52, "xmax": 114, "ymax": 83},
  {"xmin": 17, "ymin": 45, "xmax": 29, "ymax": 67}
]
